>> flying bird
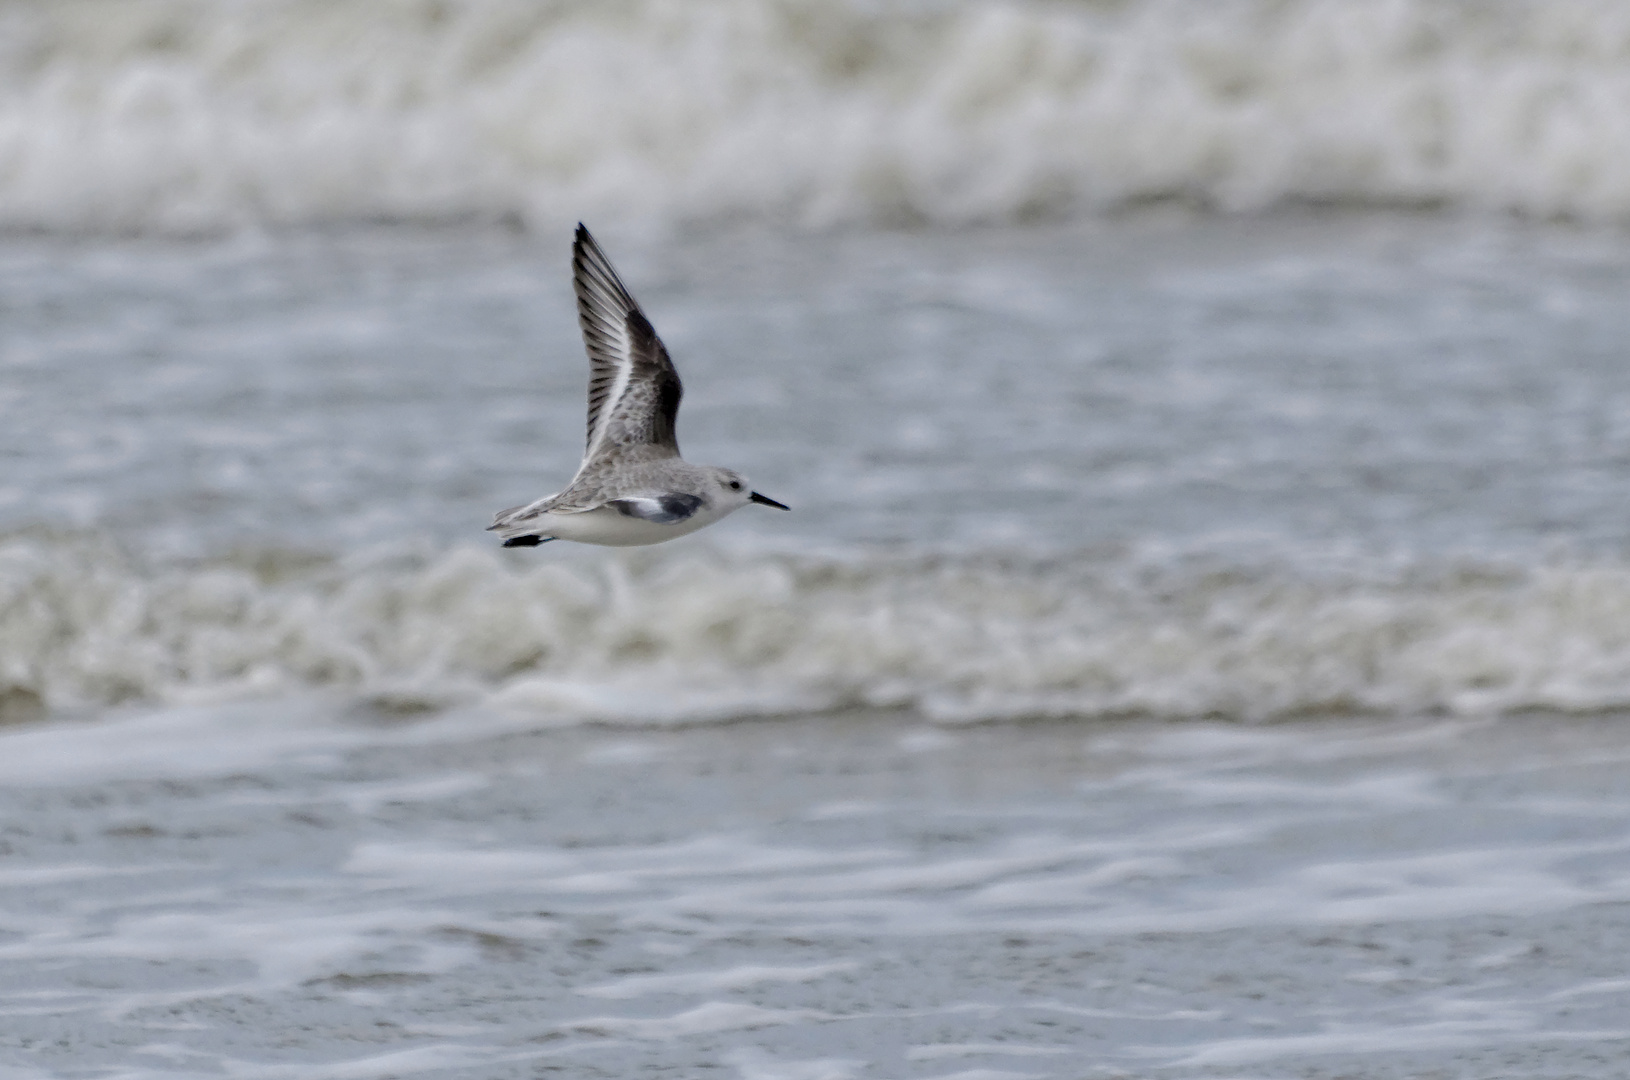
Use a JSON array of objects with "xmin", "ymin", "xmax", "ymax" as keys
[{"xmin": 490, "ymin": 224, "xmax": 789, "ymax": 548}]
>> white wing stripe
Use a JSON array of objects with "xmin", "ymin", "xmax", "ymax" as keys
[{"xmin": 584, "ymin": 342, "xmax": 632, "ymax": 468}]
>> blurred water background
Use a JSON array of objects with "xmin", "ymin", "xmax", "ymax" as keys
[{"xmin": 4, "ymin": 2, "xmax": 1630, "ymax": 1077}]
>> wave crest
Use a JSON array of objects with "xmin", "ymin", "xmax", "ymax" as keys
[
  {"xmin": 5, "ymin": 0, "xmax": 1630, "ymax": 232},
  {"xmin": 6, "ymin": 532, "xmax": 1630, "ymax": 724}
]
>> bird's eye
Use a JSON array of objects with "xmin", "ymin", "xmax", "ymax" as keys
[{"xmin": 728, "ymin": 480, "xmax": 742, "ymax": 491}]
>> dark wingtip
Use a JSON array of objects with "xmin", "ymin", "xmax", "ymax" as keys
[
  {"xmin": 573, "ymin": 223, "xmax": 606, "ymax": 279},
  {"xmin": 502, "ymin": 535, "xmax": 553, "ymax": 548},
  {"xmin": 749, "ymin": 491, "xmax": 790, "ymax": 511}
]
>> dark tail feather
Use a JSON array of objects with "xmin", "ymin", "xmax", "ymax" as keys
[{"xmin": 502, "ymin": 535, "xmax": 554, "ymax": 548}]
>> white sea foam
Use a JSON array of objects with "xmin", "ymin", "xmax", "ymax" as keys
[
  {"xmin": 334, "ymin": 820, "xmax": 1630, "ymax": 939},
  {"xmin": 907, "ymin": 1046, "xmax": 1073, "ymax": 1062},
  {"xmin": 9, "ymin": 532, "xmax": 1630, "ymax": 725},
  {"xmin": 5, "ymin": 0, "xmax": 1630, "ymax": 233},
  {"xmin": 1150, "ymin": 1017, "xmax": 1630, "ymax": 1069},
  {"xmin": 727, "ymin": 1049, "xmax": 863, "ymax": 1080},
  {"xmin": 0, "ymin": 537, "xmax": 1603, "ymax": 719},
  {"xmin": 564, "ymin": 1002, "xmax": 823, "ymax": 1040}
]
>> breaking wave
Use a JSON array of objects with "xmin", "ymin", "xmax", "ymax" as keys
[
  {"xmin": 4, "ymin": 0, "xmax": 1630, "ymax": 233},
  {"xmin": 6, "ymin": 531, "xmax": 1630, "ymax": 725}
]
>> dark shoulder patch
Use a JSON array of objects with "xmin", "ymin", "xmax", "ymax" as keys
[{"xmin": 610, "ymin": 493, "xmax": 704, "ymax": 524}]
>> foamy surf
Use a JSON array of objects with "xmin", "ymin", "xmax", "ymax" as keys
[
  {"xmin": 9, "ymin": 530, "xmax": 1630, "ymax": 725},
  {"xmin": 6, "ymin": 0, "xmax": 1630, "ymax": 233}
]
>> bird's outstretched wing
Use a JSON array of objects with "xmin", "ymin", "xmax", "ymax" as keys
[
  {"xmin": 573, "ymin": 224, "xmax": 682, "ymax": 471},
  {"xmin": 489, "ymin": 225, "xmax": 684, "ymax": 529}
]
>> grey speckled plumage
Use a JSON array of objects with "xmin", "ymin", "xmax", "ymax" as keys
[{"xmin": 489, "ymin": 224, "xmax": 789, "ymax": 548}]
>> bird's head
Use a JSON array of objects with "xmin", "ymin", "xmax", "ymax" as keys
[{"xmin": 711, "ymin": 469, "xmax": 789, "ymax": 513}]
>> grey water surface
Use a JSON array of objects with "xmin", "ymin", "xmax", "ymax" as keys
[
  {"xmin": 3, "ymin": 707, "xmax": 1630, "ymax": 1078},
  {"xmin": 5, "ymin": 214, "xmax": 1630, "ymax": 560}
]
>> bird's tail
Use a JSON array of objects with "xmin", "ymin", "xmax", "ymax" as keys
[{"xmin": 488, "ymin": 501, "xmax": 552, "ymax": 545}]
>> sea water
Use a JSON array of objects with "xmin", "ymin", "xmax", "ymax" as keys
[
  {"xmin": 5, "ymin": 1, "xmax": 1630, "ymax": 1077},
  {"xmin": 4, "ymin": 708, "xmax": 1630, "ymax": 1078}
]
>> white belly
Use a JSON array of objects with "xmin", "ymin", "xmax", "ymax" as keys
[{"xmin": 536, "ymin": 504, "xmax": 729, "ymax": 546}]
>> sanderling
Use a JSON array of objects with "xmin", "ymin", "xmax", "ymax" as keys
[{"xmin": 489, "ymin": 224, "xmax": 789, "ymax": 548}]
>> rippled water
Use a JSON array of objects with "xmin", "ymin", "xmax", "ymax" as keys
[
  {"xmin": 5, "ymin": 708, "xmax": 1630, "ymax": 1077},
  {"xmin": 9, "ymin": 215, "xmax": 1630, "ymax": 560}
]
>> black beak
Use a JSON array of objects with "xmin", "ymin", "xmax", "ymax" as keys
[{"xmin": 749, "ymin": 491, "xmax": 790, "ymax": 510}]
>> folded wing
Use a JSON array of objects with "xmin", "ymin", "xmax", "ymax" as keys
[{"xmin": 609, "ymin": 493, "xmax": 704, "ymax": 524}]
